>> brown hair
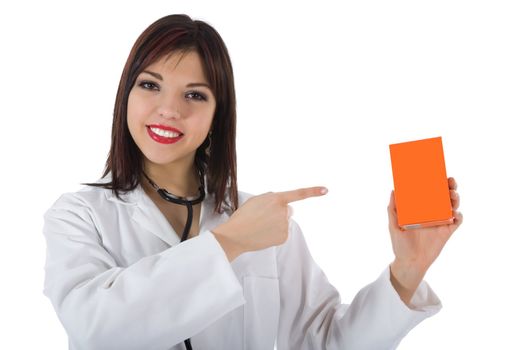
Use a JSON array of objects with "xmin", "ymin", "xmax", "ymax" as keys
[{"xmin": 84, "ymin": 14, "xmax": 238, "ymax": 213}]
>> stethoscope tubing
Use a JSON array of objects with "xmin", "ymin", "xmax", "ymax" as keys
[{"xmin": 142, "ymin": 170, "xmax": 205, "ymax": 350}]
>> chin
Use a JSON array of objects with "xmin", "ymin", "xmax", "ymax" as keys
[
  {"xmin": 142, "ymin": 149, "xmax": 195, "ymax": 166},
  {"xmin": 144, "ymin": 154, "xmax": 182, "ymax": 165}
]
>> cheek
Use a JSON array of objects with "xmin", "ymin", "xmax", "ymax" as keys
[
  {"xmin": 127, "ymin": 94, "xmax": 150, "ymax": 131},
  {"xmin": 185, "ymin": 113, "xmax": 214, "ymax": 146},
  {"xmin": 200, "ymin": 108, "xmax": 215, "ymax": 134},
  {"xmin": 188, "ymin": 117, "xmax": 213, "ymax": 141}
]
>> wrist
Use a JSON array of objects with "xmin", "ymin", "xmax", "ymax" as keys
[
  {"xmin": 211, "ymin": 225, "xmax": 244, "ymax": 262},
  {"xmin": 390, "ymin": 259, "xmax": 427, "ymax": 291}
]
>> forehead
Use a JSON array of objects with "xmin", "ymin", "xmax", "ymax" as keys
[{"xmin": 143, "ymin": 50, "xmax": 208, "ymax": 82}]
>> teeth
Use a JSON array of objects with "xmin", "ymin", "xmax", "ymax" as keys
[{"xmin": 150, "ymin": 127, "xmax": 181, "ymax": 138}]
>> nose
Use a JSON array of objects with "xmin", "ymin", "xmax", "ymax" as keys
[{"xmin": 156, "ymin": 94, "xmax": 182, "ymax": 120}]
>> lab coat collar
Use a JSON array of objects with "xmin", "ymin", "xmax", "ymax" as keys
[
  {"xmin": 96, "ymin": 173, "xmax": 140, "ymax": 206},
  {"xmin": 99, "ymin": 172, "xmax": 216, "ymax": 246}
]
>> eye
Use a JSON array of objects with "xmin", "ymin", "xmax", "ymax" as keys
[
  {"xmin": 186, "ymin": 91, "xmax": 208, "ymax": 101},
  {"xmin": 137, "ymin": 80, "xmax": 159, "ymax": 91}
]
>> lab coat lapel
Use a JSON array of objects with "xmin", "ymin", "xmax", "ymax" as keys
[
  {"xmin": 131, "ymin": 181, "xmax": 218, "ymax": 247},
  {"xmin": 103, "ymin": 180, "xmax": 182, "ymax": 246},
  {"xmin": 103, "ymin": 173, "xmax": 223, "ymax": 247},
  {"xmin": 131, "ymin": 186, "xmax": 182, "ymax": 247}
]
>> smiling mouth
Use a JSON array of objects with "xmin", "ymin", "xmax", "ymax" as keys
[
  {"xmin": 149, "ymin": 126, "xmax": 181, "ymax": 138},
  {"xmin": 146, "ymin": 125, "xmax": 184, "ymax": 144}
]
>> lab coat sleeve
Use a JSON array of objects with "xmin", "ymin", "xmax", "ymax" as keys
[
  {"xmin": 42, "ymin": 193, "xmax": 246, "ymax": 350},
  {"xmin": 275, "ymin": 220, "xmax": 442, "ymax": 350}
]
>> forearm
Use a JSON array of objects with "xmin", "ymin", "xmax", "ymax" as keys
[{"xmin": 45, "ymin": 230, "xmax": 245, "ymax": 348}]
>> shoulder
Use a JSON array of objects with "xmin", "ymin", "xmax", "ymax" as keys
[{"xmin": 44, "ymin": 177, "xmax": 138, "ymax": 218}]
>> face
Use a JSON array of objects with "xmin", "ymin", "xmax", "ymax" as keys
[{"xmin": 127, "ymin": 50, "xmax": 216, "ymax": 168}]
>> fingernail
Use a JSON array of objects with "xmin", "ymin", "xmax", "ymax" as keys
[{"xmin": 320, "ymin": 187, "xmax": 328, "ymax": 195}]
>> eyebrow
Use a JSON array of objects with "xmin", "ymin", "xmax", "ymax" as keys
[{"xmin": 142, "ymin": 70, "xmax": 211, "ymax": 89}]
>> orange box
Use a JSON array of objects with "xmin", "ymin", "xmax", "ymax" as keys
[{"xmin": 389, "ymin": 136, "xmax": 454, "ymax": 229}]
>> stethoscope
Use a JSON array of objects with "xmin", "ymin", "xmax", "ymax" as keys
[{"xmin": 142, "ymin": 170, "xmax": 206, "ymax": 350}]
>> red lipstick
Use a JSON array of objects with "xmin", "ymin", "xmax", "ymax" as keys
[{"xmin": 147, "ymin": 124, "xmax": 184, "ymax": 145}]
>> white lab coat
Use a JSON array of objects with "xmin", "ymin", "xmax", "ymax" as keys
[{"xmin": 43, "ymin": 175, "xmax": 442, "ymax": 350}]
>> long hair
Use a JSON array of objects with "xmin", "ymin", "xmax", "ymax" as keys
[{"xmin": 84, "ymin": 14, "xmax": 238, "ymax": 214}]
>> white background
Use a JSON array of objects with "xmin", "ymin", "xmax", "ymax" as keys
[{"xmin": 1, "ymin": 0, "xmax": 524, "ymax": 348}]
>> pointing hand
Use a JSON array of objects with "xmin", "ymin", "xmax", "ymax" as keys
[{"xmin": 212, "ymin": 187, "xmax": 328, "ymax": 261}]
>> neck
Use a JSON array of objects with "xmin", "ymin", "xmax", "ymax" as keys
[{"xmin": 142, "ymin": 158, "xmax": 200, "ymax": 198}]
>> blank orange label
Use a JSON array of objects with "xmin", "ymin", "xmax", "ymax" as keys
[{"xmin": 389, "ymin": 137, "xmax": 454, "ymax": 229}]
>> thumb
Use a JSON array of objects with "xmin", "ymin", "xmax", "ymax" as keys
[{"xmin": 387, "ymin": 190, "xmax": 401, "ymax": 231}]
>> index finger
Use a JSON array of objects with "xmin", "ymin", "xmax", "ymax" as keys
[{"xmin": 277, "ymin": 186, "xmax": 328, "ymax": 203}]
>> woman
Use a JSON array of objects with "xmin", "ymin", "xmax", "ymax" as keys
[{"xmin": 43, "ymin": 14, "xmax": 463, "ymax": 350}]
